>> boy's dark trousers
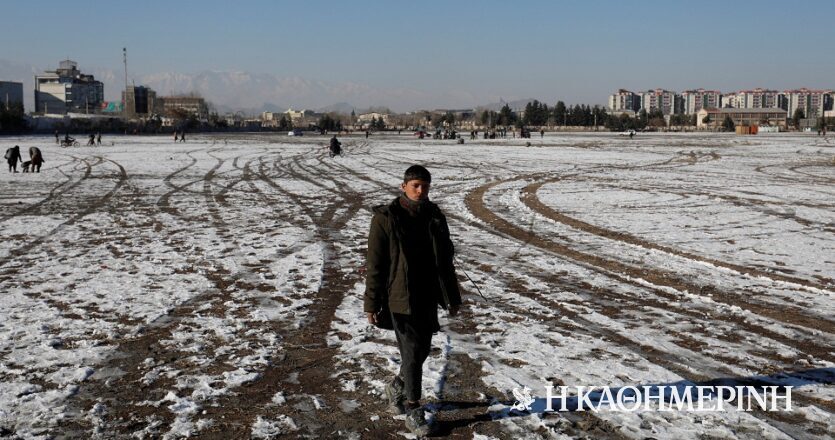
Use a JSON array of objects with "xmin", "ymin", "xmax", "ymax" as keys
[{"xmin": 392, "ymin": 312, "xmax": 433, "ymax": 402}]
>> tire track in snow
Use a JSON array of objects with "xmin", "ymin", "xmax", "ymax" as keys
[
  {"xmin": 464, "ymin": 179, "xmax": 834, "ymax": 361},
  {"xmin": 199, "ymin": 148, "xmax": 370, "ymax": 436},
  {"xmin": 66, "ymin": 147, "xmax": 296, "ymax": 437},
  {"xmin": 522, "ymin": 177, "xmax": 835, "ymax": 291},
  {"xmin": 0, "ymin": 154, "xmax": 83, "ymax": 225},
  {"xmin": 317, "ymin": 154, "xmax": 629, "ymax": 438},
  {"xmin": 0, "ymin": 157, "xmax": 126, "ymax": 270},
  {"xmin": 454, "ymin": 253, "xmax": 831, "ymax": 438}
]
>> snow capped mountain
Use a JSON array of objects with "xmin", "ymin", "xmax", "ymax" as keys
[
  {"xmin": 3, "ymin": 59, "xmax": 496, "ymax": 113},
  {"xmin": 136, "ymin": 70, "xmax": 425, "ymax": 113},
  {"xmin": 0, "ymin": 59, "xmax": 428, "ymax": 113}
]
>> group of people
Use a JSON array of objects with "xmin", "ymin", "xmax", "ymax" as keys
[
  {"xmin": 53, "ymin": 131, "xmax": 102, "ymax": 147},
  {"xmin": 5, "ymin": 145, "xmax": 45, "ymax": 173},
  {"xmin": 87, "ymin": 132, "xmax": 102, "ymax": 146}
]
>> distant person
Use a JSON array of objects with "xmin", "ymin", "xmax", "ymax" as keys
[
  {"xmin": 88, "ymin": 133, "xmax": 96, "ymax": 146},
  {"xmin": 540, "ymin": 129, "xmax": 544, "ymax": 138},
  {"xmin": 180, "ymin": 132, "xmax": 186, "ymax": 142},
  {"xmin": 173, "ymin": 131, "xmax": 179, "ymax": 142},
  {"xmin": 96, "ymin": 132, "xmax": 102, "ymax": 145},
  {"xmin": 329, "ymin": 135, "xmax": 342, "ymax": 157},
  {"xmin": 629, "ymin": 131, "xmax": 635, "ymax": 140},
  {"xmin": 365, "ymin": 130, "xmax": 370, "ymax": 139},
  {"xmin": 54, "ymin": 130, "xmax": 59, "ymax": 144},
  {"xmin": 5, "ymin": 145, "xmax": 22, "ymax": 173}
]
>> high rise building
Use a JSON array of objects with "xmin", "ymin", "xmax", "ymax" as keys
[
  {"xmin": 782, "ymin": 88, "xmax": 833, "ymax": 118},
  {"xmin": 639, "ymin": 89, "xmax": 681, "ymax": 115},
  {"xmin": 34, "ymin": 60, "xmax": 104, "ymax": 114},
  {"xmin": 726, "ymin": 88, "xmax": 781, "ymax": 109},
  {"xmin": 122, "ymin": 86, "xmax": 159, "ymax": 117},
  {"xmin": 681, "ymin": 89, "xmax": 722, "ymax": 114},
  {"xmin": 608, "ymin": 89, "xmax": 640, "ymax": 112}
]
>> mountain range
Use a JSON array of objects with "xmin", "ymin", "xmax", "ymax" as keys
[{"xmin": 1, "ymin": 59, "xmax": 535, "ymax": 114}]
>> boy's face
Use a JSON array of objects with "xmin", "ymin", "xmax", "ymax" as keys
[{"xmin": 401, "ymin": 179, "xmax": 430, "ymax": 201}]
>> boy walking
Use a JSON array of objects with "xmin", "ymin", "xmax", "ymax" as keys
[{"xmin": 365, "ymin": 165, "xmax": 462, "ymax": 436}]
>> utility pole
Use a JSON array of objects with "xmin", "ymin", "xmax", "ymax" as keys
[{"xmin": 123, "ymin": 47, "xmax": 129, "ymax": 117}]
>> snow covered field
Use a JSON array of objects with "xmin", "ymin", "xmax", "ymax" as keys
[{"xmin": 0, "ymin": 132, "xmax": 833, "ymax": 439}]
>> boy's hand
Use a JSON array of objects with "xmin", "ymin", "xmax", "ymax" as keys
[{"xmin": 366, "ymin": 312, "xmax": 377, "ymax": 324}]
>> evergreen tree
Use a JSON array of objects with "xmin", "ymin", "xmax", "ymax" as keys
[
  {"xmin": 792, "ymin": 108, "xmax": 805, "ymax": 129},
  {"xmin": 553, "ymin": 101, "xmax": 567, "ymax": 126},
  {"xmin": 0, "ymin": 102, "xmax": 27, "ymax": 133},
  {"xmin": 480, "ymin": 110, "xmax": 497, "ymax": 128},
  {"xmin": 637, "ymin": 109, "xmax": 648, "ymax": 129},
  {"xmin": 722, "ymin": 115, "xmax": 735, "ymax": 132},
  {"xmin": 443, "ymin": 111, "xmax": 455, "ymax": 127},
  {"xmin": 498, "ymin": 104, "xmax": 516, "ymax": 127}
]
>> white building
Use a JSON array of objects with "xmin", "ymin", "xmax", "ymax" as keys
[
  {"xmin": 782, "ymin": 88, "xmax": 833, "ymax": 118},
  {"xmin": 681, "ymin": 89, "xmax": 721, "ymax": 115},
  {"xmin": 34, "ymin": 60, "xmax": 104, "ymax": 114},
  {"xmin": 357, "ymin": 112, "xmax": 390, "ymax": 124},
  {"xmin": 639, "ymin": 89, "xmax": 681, "ymax": 115},
  {"xmin": 285, "ymin": 108, "xmax": 311, "ymax": 121},
  {"xmin": 0, "ymin": 81, "xmax": 24, "ymax": 110},
  {"xmin": 725, "ymin": 88, "xmax": 781, "ymax": 110},
  {"xmin": 608, "ymin": 89, "xmax": 640, "ymax": 112}
]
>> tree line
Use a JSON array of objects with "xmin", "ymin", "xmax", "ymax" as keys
[{"xmin": 0, "ymin": 102, "xmax": 27, "ymax": 134}]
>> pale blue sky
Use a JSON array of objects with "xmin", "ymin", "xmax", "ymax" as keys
[{"xmin": 2, "ymin": 0, "xmax": 833, "ymax": 110}]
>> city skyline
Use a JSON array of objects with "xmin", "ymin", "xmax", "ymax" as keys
[{"xmin": 2, "ymin": 0, "xmax": 834, "ymax": 112}]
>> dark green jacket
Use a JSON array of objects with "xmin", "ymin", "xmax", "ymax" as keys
[{"xmin": 364, "ymin": 197, "xmax": 462, "ymax": 316}]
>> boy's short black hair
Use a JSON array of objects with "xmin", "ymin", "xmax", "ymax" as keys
[{"xmin": 403, "ymin": 165, "xmax": 431, "ymax": 183}]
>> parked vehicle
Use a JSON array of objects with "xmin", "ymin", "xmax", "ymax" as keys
[{"xmin": 288, "ymin": 129, "xmax": 303, "ymax": 136}]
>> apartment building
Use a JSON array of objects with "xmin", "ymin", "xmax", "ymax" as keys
[
  {"xmin": 608, "ymin": 89, "xmax": 641, "ymax": 112},
  {"xmin": 681, "ymin": 89, "xmax": 722, "ymax": 114},
  {"xmin": 782, "ymin": 88, "xmax": 833, "ymax": 118},
  {"xmin": 122, "ymin": 85, "xmax": 159, "ymax": 117},
  {"xmin": 639, "ymin": 89, "xmax": 682, "ymax": 115},
  {"xmin": 34, "ymin": 60, "xmax": 104, "ymax": 114},
  {"xmin": 725, "ymin": 88, "xmax": 781, "ymax": 109}
]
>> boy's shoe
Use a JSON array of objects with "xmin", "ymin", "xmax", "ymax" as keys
[
  {"xmin": 384, "ymin": 376, "xmax": 405, "ymax": 414},
  {"xmin": 404, "ymin": 406, "xmax": 433, "ymax": 437}
]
